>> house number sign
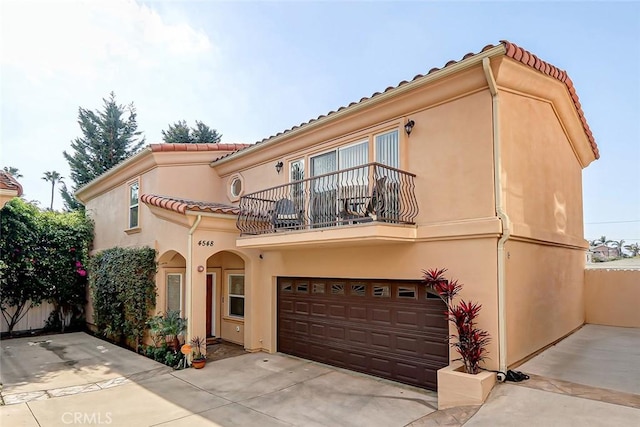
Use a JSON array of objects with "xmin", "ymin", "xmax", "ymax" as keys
[{"xmin": 197, "ymin": 240, "xmax": 215, "ymax": 246}]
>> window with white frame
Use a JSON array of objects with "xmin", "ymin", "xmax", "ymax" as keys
[
  {"xmin": 129, "ymin": 181, "xmax": 139, "ymax": 228},
  {"xmin": 166, "ymin": 273, "xmax": 183, "ymax": 314},
  {"xmin": 375, "ymin": 129, "xmax": 399, "ymax": 168},
  {"xmin": 228, "ymin": 274, "xmax": 245, "ymax": 318},
  {"xmin": 290, "ymin": 159, "xmax": 305, "ymax": 209}
]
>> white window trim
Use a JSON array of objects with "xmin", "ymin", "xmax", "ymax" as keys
[
  {"xmin": 128, "ymin": 180, "xmax": 140, "ymax": 230},
  {"xmin": 289, "ymin": 158, "xmax": 305, "ymax": 182},
  {"xmin": 227, "ymin": 273, "xmax": 245, "ymax": 319},
  {"xmin": 227, "ymin": 173, "xmax": 244, "ymax": 202},
  {"xmin": 166, "ymin": 273, "xmax": 184, "ymax": 315}
]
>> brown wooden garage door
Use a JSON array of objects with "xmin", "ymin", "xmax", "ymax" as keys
[{"xmin": 277, "ymin": 277, "xmax": 449, "ymax": 390}]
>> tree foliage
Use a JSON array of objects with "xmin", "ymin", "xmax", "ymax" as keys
[
  {"xmin": 42, "ymin": 171, "xmax": 64, "ymax": 210},
  {"xmin": 89, "ymin": 247, "xmax": 157, "ymax": 348},
  {"xmin": 3, "ymin": 166, "xmax": 23, "ymax": 178},
  {"xmin": 0, "ymin": 199, "xmax": 93, "ymax": 334},
  {"xmin": 0, "ymin": 199, "xmax": 43, "ymax": 333},
  {"xmin": 161, "ymin": 120, "xmax": 221, "ymax": 144},
  {"xmin": 62, "ymin": 92, "xmax": 145, "ymax": 210},
  {"xmin": 38, "ymin": 209, "xmax": 93, "ymax": 332}
]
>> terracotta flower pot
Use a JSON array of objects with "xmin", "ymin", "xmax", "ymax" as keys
[{"xmin": 192, "ymin": 358, "xmax": 206, "ymax": 369}]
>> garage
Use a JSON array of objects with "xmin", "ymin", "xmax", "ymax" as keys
[{"xmin": 277, "ymin": 277, "xmax": 449, "ymax": 390}]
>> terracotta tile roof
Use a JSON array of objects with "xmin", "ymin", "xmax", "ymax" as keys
[
  {"xmin": 149, "ymin": 143, "xmax": 250, "ymax": 152},
  {"xmin": 214, "ymin": 40, "xmax": 598, "ymax": 162},
  {"xmin": 0, "ymin": 171, "xmax": 23, "ymax": 196},
  {"xmin": 141, "ymin": 194, "xmax": 239, "ymax": 215}
]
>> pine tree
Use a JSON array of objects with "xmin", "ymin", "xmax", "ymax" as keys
[
  {"xmin": 192, "ymin": 120, "xmax": 221, "ymax": 143},
  {"xmin": 62, "ymin": 92, "xmax": 145, "ymax": 210},
  {"xmin": 161, "ymin": 120, "xmax": 192, "ymax": 143},
  {"xmin": 161, "ymin": 120, "xmax": 221, "ymax": 144}
]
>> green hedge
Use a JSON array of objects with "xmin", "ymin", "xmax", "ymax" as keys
[{"xmin": 89, "ymin": 247, "xmax": 157, "ymax": 347}]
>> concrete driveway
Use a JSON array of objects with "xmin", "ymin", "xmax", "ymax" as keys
[
  {"xmin": 1, "ymin": 332, "xmax": 439, "ymax": 426},
  {"xmin": 463, "ymin": 325, "xmax": 640, "ymax": 427}
]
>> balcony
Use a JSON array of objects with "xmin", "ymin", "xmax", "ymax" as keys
[{"xmin": 236, "ymin": 163, "xmax": 418, "ymax": 247}]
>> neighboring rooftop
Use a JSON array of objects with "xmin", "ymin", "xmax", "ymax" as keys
[{"xmin": 0, "ymin": 170, "xmax": 23, "ymax": 196}]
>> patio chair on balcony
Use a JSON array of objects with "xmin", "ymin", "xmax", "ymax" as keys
[
  {"xmin": 365, "ymin": 176, "xmax": 388, "ymax": 221},
  {"xmin": 271, "ymin": 198, "xmax": 303, "ymax": 231}
]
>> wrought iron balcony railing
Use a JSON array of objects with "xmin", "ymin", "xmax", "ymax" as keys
[{"xmin": 237, "ymin": 163, "xmax": 418, "ymax": 236}]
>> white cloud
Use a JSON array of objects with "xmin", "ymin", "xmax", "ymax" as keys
[
  {"xmin": 1, "ymin": 0, "xmax": 214, "ymax": 81},
  {"xmin": 0, "ymin": 0, "xmax": 220, "ymax": 209}
]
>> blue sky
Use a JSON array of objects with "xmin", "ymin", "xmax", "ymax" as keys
[{"xmin": 1, "ymin": 0, "xmax": 638, "ymax": 244}]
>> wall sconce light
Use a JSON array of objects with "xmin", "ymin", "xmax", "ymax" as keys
[
  {"xmin": 197, "ymin": 265, "xmax": 204, "ymax": 273},
  {"xmin": 275, "ymin": 161, "xmax": 284, "ymax": 174},
  {"xmin": 404, "ymin": 119, "xmax": 415, "ymax": 136}
]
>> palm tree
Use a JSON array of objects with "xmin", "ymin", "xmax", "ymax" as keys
[
  {"xmin": 624, "ymin": 243, "xmax": 640, "ymax": 257},
  {"xmin": 609, "ymin": 239, "xmax": 625, "ymax": 258},
  {"xmin": 3, "ymin": 166, "xmax": 23, "ymax": 178},
  {"xmin": 42, "ymin": 171, "xmax": 64, "ymax": 210}
]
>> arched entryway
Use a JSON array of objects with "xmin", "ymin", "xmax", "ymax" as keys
[
  {"xmin": 157, "ymin": 250, "xmax": 187, "ymax": 316},
  {"xmin": 203, "ymin": 251, "xmax": 245, "ymax": 345}
]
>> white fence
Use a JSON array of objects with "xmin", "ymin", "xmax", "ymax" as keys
[{"xmin": 0, "ymin": 301, "xmax": 56, "ymax": 333}]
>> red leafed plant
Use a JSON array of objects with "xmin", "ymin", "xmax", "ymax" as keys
[{"xmin": 422, "ymin": 268, "xmax": 490, "ymax": 375}]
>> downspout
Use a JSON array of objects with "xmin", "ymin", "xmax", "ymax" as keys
[
  {"xmin": 186, "ymin": 214, "xmax": 202, "ymax": 340},
  {"xmin": 483, "ymin": 58, "xmax": 510, "ymax": 373}
]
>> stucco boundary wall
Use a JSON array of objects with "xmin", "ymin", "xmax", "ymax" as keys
[{"xmin": 584, "ymin": 268, "xmax": 640, "ymax": 328}]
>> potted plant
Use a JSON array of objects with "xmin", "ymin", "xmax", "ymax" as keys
[
  {"xmin": 423, "ymin": 268, "xmax": 496, "ymax": 409},
  {"xmin": 162, "ymin": 310, "xmax": 187, "ymax": 351},
  {"xmin": 190, "ymin": 336, "xmax": 207, "ymax": 369}
]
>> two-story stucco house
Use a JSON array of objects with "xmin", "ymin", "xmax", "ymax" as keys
[{"xmin": 77, "ymin": 40, "xmax": 598, "ymax": 393}]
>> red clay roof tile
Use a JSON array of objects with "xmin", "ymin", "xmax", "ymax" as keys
[
  {"xmin": 213, "ymin": 40, "xmax": 599, "ymax": 163},
  {"xmin": 140, "ymin": 194, "xmax": 239, "ymax": 216},
  {"xmin": 149, "ymin": 143, "xmax": 249, "ymax": 152},
  {"xmin": 0, "ymin": 171, "xmax": 23, "ymax": 196}
]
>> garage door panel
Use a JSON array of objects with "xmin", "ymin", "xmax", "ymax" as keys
[
  {"xmin": 349, "ymin": 306, "xmax": 367, "ymax": 320},
  {"xmin": 295, "ymin": 301, "xmax": 309, "ymax": 314},
  {"xmin": 396, "ymin": 310, "xmax": 419, "ymax": 327},
  {"xmin": 311, "ymin": 303, "xmax": 327, "ymax": 316},
  {"xmin": 371, "ymin": 308, "xmax": 391, "ymax": 322},
  {"xmin": 348, "ymin": 329, "xmax": 367, "ymax": 344},
  {"xmin": 328, "ymin": 326, "xmax": 345, "ymax": 339},
  {"xmin": 310, "ymin": 323, "xmax": 326, "ymax": 338},
  {"xmin": 329, "ymin": 304, "xmax": 346, "ymax": 318},
  {"xmin": 395, "ymin": 335, "xmax": 419, "ymax": 353},
  {"xmin": 371, "ymin": 332, "xmax": 391, "ymax": 348},
  {"xmin": 278, "ymin": 277, "xmax": 448, "ymax": 391}
]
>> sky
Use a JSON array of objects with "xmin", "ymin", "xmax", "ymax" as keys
[{"xmin": 1, "ymin": 0, "xmax": 639, "ymax": 245}]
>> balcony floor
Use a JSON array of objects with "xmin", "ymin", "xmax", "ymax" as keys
[{"xmin": 236, "ymin": 222, "xmax": 417, "ymax": 249}]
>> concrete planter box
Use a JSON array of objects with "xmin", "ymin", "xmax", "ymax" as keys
[{"xmin": 437, "ymin": 362, "xmax": 496, "ymax": 409}]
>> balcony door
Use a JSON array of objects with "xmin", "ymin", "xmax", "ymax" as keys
[{"xmin": 310, "ymin": 142, "xmax": 368, "ymax": 226}]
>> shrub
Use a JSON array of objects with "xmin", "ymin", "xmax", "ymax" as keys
[
  {"xmin": 423, "ymin": 268, "xmax": 491, "ymax": 375},
  {"xmin": 89, "ymin": 247, "xmax": 157, "ymax": 348}
]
